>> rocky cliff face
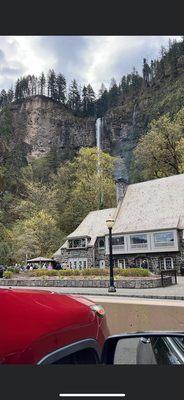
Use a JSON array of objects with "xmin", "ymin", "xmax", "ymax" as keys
[
  {"xmin": 7, "ymin": 95, "xmax": 96, "ymax": 162},
  {"xmin": 102, "ymin": 103, "xmax": 143, "ymax": 174},
  {"xmin": 1, "ymin": 69, "xmax": 184, "ymax": 178},
  {"xmin": 101, "ymin": 71, "xmax": 184, "ymax": 178}
]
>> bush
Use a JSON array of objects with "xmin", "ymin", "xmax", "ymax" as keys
[
  {"xmin": 32, "ymin": 269, "xmax": 48, "ymax": 277},
  {"xmin": 82, "ymin": 268, "xmax": 109, "ymax": 276},
  {"xmin": 115, "ymin": 268, "xmax": 150, "ymax": 277},
  {"xmin": 32, "ymin": 269, "xmax": 60, "ymax": 277},
  {"xmin": 45, "ymin": 269, "xmax": 59, "ymax": 277},
  {"xmin": 59, "ymin": 269, "xmax": 81, "ymax": 276},
  {"xmin": 7, "ymin": 267, "xmax": 20, "ymax": 274},
  {"xmin": 4, "ymin": 271, "xmax": 13, "ymax": 279}
]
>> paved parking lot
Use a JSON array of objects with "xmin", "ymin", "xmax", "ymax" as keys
[{"xmin": 1, "ymin": 276, "xmax": 184, "ymax": 300}]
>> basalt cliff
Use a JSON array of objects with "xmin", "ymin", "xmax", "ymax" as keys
[{"xmin": 1, "ymin": 69, "xmax": 184, "ymax": 176}]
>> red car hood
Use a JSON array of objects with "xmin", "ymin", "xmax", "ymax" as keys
[{"xmin": 0, "ymin": 288, "xmax": 99, "ymax": 363}]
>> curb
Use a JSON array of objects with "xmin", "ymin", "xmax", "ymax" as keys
[{"xmin": 1, "ymin": 285, "xmax": 183, "ymax": 301}]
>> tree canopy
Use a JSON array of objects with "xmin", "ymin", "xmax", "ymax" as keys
[{"xmin": 131, "ymin": 107, "xmax": 184, "ymax": 181}]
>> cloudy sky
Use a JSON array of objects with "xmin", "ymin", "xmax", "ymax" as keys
[{"xmin": 0, "ymin": 36, "xmax": 181, "ymax": 94}]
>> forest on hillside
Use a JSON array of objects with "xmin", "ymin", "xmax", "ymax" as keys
[
  {"xmin": 1, "ymin": 37, "xmax": 184, "ymax": 117},
  {"xmin": 1, "ymin": 37, "xmax": 184, "ymax": 265}
]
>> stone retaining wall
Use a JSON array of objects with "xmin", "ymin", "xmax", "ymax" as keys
[{"xmin": 0, "ymin": 276, "xmax": 172, "ymax": 288}]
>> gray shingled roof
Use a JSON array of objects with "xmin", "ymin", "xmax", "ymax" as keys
[
  {"xmin": 113, "ymin": 173, "xmax": 184, "ymax": 234},
  {"xmin": 61, "ymin": 208, "xmax": 116, "ymax": 249},
  {"xmin": 53, "ymin": 173, "xmax": 184, "ymax": 256}
]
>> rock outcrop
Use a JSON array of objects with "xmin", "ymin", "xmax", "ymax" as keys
[{"xmin": 5, "ymin": 95, "xmax": 96, "ymax": 162}]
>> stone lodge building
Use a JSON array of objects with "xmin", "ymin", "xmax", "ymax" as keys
[{"xmin": 53, "ymin": 174, "xmax": 184, "ymax": 271}]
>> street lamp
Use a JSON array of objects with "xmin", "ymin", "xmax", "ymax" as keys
[{"xmin": 106, "ymin": 217, "xmax": 116, "ymax": 293}]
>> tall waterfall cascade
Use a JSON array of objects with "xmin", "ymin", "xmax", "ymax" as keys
[
  {"xmin": 95, "ymin": 117, "xmax": 102, "ymax": 152},
  {"xmin": 132, "ymin": 103, "xmax": 137, "ymax": 128},
  {"xmin": 95, "ymin": 117, "xmax": 103, "ymax": 208},
  {"xmin": 95, "ymin": 117, "xmax": 103, "ymax": 173}
]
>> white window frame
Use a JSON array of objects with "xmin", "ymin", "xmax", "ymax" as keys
[
  {"xmin": 118, "ymin": 259, "xmax": 126, "ymax": 269},
  {"xmin": 105, "ymin": 229, "xmax": 178, "ymax": 254},
  {"xmin": 159, "ymin": 257, "xmax": 174, "ymax": 270},
  {"xmin": 68, "ymin": 237, "xmax": 87, "ymax": 249},
  {"xmin": 99, "ymin": 260, "xmax": 106, "ymax": 269},
  {"xmin": 153, "ymin": 231, "xmax": 175, "ymax": 248},
  {"xmin": 68, "ymin": 258, "xmax": 88, "ymax": 270},
  {"xmin": 129, "ymin": 233, "xmax": 148, "ymax": 250},
  {"xmin": 151, "ymin": 230, "xmax": 178, "ymax": 252},
  {"xmin": 98, "ymin": 237, "xmax": 105, "ymax": 249}
]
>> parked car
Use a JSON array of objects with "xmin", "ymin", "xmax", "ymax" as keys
[
  {"xmin": 102, "ymin": 332, "xmax": 184, "ymax": 365},
  {"xmin": 0, "ymin": 288, "xmax": 109, "ymax": 364},
  {"xmin": 136, "ymin": 334, "xmax": 184, "ymax": 364}
]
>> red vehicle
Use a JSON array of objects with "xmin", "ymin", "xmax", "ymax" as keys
[{"xmin": 0, "ymin": 288, "xmax": 109, "ymax": 364}]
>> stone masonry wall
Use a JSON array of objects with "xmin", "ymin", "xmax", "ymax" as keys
[
  {"xmin": 58, "ymin": 247, "xmax": 94, "ymax": 267},
  {"xmin": 55, "ymin": 230, "xmax": 184, "ymax": 271},
  {"xmin": 0, "ymin": 276, "xmax": 172, "ymax": 289}
]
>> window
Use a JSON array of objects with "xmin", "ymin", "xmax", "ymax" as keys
[
  {"xmin": 111, "ymin": 236, "xmax": 124, "ymax": 246},
  {"xmin": 118, "ymin": 259, "xmax": 126, "ymax": 269},
  {"xmin": 69, "ymin": 259, "xmax": 87, "ymax": 270},
  {"xmin": 98, "ymin": 237, "xmax": 105, "ymax": 249},
  {"xmin": 158, "ymin": 257, "xmax": 173, "ymax": 270},
  {"xmin": 68, "ymin": 238, "xmax": 86, "ymax": 249},
  {"xmin": 165, "ymin": 257, "xmax": 174, "ymax": 269},
  {"xmin": 130, "ymin": 234, "xmax": 148, "ymax": 248},
  {"xmin": 154, "ymin": 231, "xmax": 174, "ymax": 247}
]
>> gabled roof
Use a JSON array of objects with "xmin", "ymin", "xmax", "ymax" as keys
[
  {"xmin": 61, "ymin": 208, "xmax": 116, "ymax": 249},
  {"xmin": 53, "ymin": 173, "xmax": 184, "ymax": 256},
  {"xmin": 113, "ymin": 173, "xmax": 184, "ymax": 234}
]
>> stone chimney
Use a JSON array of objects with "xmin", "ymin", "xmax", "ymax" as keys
[{"xmin": 115, "ymin": 177, "xmax": 128, "ymax": 204}]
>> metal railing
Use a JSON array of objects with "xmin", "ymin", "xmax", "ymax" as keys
[{"xmin": 160, "ymin": 269, "xmax": 177, "ymax": 287}]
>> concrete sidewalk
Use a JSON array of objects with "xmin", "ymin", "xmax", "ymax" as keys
[{"xmin": 1, "ymin": 276, "xmax": 184, "ymax": 300}]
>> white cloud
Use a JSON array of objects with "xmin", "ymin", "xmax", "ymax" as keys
[
  {"xmin": 80, "ymin": 36, "xmax": 181, "ymax": 92},
  {"xmin": 0, "ymin": 35, "xmax": 181, "ymax": 93}
]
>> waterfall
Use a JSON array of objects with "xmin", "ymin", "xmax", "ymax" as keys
[
  {"xmin": 96, "ymin": 117, "xmax": 102, "ymax": 152},
  {"xmin": 132, "ymin": 103, "xmax": 137, "ymax": 128},
  {"xmin": 96, "ymin": 117, "xmax": 102, "ymax": 173},
  {"xmin": 95, "ymin": 117, "xmax": 103, "ymax": 208}
]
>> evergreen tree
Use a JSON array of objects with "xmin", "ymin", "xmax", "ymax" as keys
[
  {"xmin": 108, "ymin": 78, "xmax": 119, "ymax": 108},
  {"xmin": 39, "ymin": 72, "xmax": 46, "ymax": 96},
  {"xmin": 56, "ymin": 73, "xmax": 66, "ymax": 103},
  {"xmin": 86, "ymin": 84, "xmax": 95, "ymax": 115},
  {"xmin": 7, "ymin": 88, "xmax": 14, "ymax": 103},
  {"xmin": 142, "ymin": 58, "xmax": 151, "ymax": 87},
  {"xmin": 120, "ymin": 75, "xmax": 128, "ymax": 95},
  {"xmin": 0, "ymin": 90, "xmax": 8, "ymax": 108},
  {"xmin": 97, "ymin": 84, "xmax": 108, "ymax": 115},
  {"xmin": 47, "ymin": 69, "xmax": 57, "ymax": 100},
  {"xmin": 68, "ymin": 79, "xmax": 81, "ymax": 112},
  {"xmin": 131, "ymin": 68, "xmax": 142, "ymax": 91},
  {"xmin": 15, "ymin": 79, "xmax": 22, "ymax": 101},
  {"xmin": 82, "ymin": 85, "xmax": 88, "ymax": 115}
]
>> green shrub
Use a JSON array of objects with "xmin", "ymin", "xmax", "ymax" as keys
[
  {"xmin": 116, "ymin": 268, "xmax": 149, "ymax": 277},
  {"xmin": 7, "ymin": 267, "xmax": 20, "ymax": 274},
  {"xmin": 59, "ymin": 269, "xmax": 81, "ymax": 276},
  {"xmin": 32, "ymin": 269, "xmax": 48, "ymax": 277},
  {"xmin": 4, "ymin": 271, "xmax": 13, "ymax": 279},
  {"xmin": 46, "ymin": 269, "xmax": 59, "ymax": 277},
  {"xmin": 32, "ymin": 269, "xmax": 59, "ymax": 277},
  {"xmin": 82, "ymin": 268, "xmax": 109, "ymax": 276}
]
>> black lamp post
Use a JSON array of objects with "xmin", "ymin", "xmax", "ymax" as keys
[{"xmin": 106, "ymin": 217, "xmax": 116, "ymax": 293}]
